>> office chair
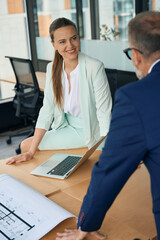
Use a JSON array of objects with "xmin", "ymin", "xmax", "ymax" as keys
[
  {"xmin": 116, "ymin": 69, "xmax": 138, "ymax": 89},
  {"xmin": 105, "ymin": 68, "xmax": 138, "ymax": 106},
  {"xmin": 105, "ymin": 68, "xmax": 117, "ymax": 104},
  {"xmin": 5, "ymin": 56, "xmax": 43, "ymax": 154}
]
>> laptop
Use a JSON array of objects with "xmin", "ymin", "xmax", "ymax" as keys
[{"xmin": 30, "ymin": 136, "xmax": 106, "ymax": 179}]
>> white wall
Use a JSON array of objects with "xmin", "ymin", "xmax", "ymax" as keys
[
  {"xmin": 0, "ymin": 14, "xmax": 30, "ymax": 79},
  {"xmin": 155, "ymin": 0, "xmax": 160, "ymax": 10},
  {"xmin": 36, "ymin": 38, "xmax": 134, "ymax": 72},
  {"xmin": 81, "ymin": 39, "xmax": 134, "ymax": 71},
  {"xmin": 42, "ymin": 0, "xmax": 64, "ymax": 12}
]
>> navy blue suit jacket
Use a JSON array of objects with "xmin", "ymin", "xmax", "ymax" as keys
[{"xmin": 78, "ymin": 61, "xmax": 160, "ymax": 237}]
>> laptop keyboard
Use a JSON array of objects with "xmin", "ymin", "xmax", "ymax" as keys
[{"xmin": 47, "ymin": 156, "xmax": 82, "ymax": 176}]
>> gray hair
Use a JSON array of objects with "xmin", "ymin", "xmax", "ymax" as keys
[{"xmin": 128, "ymin": 11, "xmax": 160, "ymax": 58}]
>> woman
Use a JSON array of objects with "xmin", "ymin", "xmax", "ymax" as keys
[{"xmin": 6, "ymin": 17, "xmax": 112, "ymax": 165}]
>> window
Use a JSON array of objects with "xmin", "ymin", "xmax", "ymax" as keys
[
  {"xmin": 0, "ymin": 0, "xmax": 152, "ymax": 76},
  {"xmin": 148, "ymin": 0, "xmax": 160, "ymax": 10},
  {"xmin": 33, "ymin": 0, "xmax": 91, "ymax": 61},
  {"xmin": 81, "ymin": 0, "xmax": 136, "ymax": 72},
  {"xmin": 99, "ymin": 0, "xmax": 135, "ymax": 41},
  {"xmin": 0, "ymin": 0, "xmax": 30, "ymax": 79},
  {"xmin": 71, "ymin": 0, "xmax": 76, "ymax": 9},
  {"xmin": 81, "ymin": 0, "xmax": 91, "ymax": 39},
  {"xmin": 34, "ymin": 0, "xmax": 77, "ymax": 61}
]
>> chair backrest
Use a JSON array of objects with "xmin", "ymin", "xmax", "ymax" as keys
[
  {"xmin": 5, "ymin": 56, "xmax": 39, "ymax": 92},
  {"xmin": 5, "ymin": 56, "xmax": 43, "ymax": 119},
  {"xmin": 105, "ymin": 68, "xmax": 117, "ymax": 104},
  {"xmin": 105, "ymin": 68, "xmax": 138, "ymax": 105},
  {"xmin": 116, "ymin": 69, "xmax": 138, "ymax": 89}
]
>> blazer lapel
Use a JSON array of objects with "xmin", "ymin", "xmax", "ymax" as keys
[{"xmin": 78, "ymin": 52, "xmax": 92, "ymax": 145}]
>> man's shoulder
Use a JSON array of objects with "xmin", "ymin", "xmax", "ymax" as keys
[
  {"xmin": 120, "ymin": 73, "xmax": 152, "ymax": 94},
  {"xmin": 117, "ymin": 72, "xmax": 160, "ymax": 107}
]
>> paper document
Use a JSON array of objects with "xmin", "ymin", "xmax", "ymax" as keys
[{"xmin": 0, "ymin": 174, "xmax": 75, "ymax": 240}]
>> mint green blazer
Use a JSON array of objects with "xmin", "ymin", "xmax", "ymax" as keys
[{"xmin": 36, "ymin": 52, "xmax": 112, "ymax": 148}]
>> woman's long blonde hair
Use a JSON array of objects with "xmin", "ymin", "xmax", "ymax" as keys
[{"xmin": 49, "ymin": 18, "xmax": 78, "ymax": 109}]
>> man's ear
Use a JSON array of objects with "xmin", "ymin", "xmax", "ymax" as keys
[{"xmin": 132, "ymin": 49, "xmax": 142, "ymax": 67}]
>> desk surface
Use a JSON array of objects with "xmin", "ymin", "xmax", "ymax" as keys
[
  {"xmin": 0, "ymin": 71, "xmax": 46, "ymax": 92},
  {"xmin": 0, "ymin": 149, "xmax": 157, "ymax": 239}
]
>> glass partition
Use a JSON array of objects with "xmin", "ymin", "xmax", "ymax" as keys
[
  {"xmin": 34, "ymin": 0, "xmax": 91, "ymax": 61},
  {"xmin": 149, "ymin": 0, "xmax": 160, "ymax": 10},
  {"xmin": 99, "ymin": 0, "xmax": 135, "ymax": 41},
  {"xmin": 81, "ymin": 0, "xmax": 135, "ymax": 71},
  {"xmin": 0, "ymin": 0, "xmax": 30, "ymax": 79},
  {"xmin": 33, "ymin": 0, "xmax": 137, "ymax": 71}
]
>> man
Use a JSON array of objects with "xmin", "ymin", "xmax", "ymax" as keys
[{"xmin": 56, "ymin": 11, "xmax": 160, "ymax": 239}]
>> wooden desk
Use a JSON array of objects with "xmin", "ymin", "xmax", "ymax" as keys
[
  {"xmin": 0, "ymin": 71, "xmax": 46, "ymax": 92},
  {"xmin": 12, "ymin": 148, "xmax": 99, "ymax": 191},
  {"xmin": 0, "ymin": 160, "xmax": 59, "ymax": 196},
  {"xmin": 48, "ymin": 192, "xmax": 148, "ymax": 240},
  {"xmin": 36, "ymin": 72, "xmax": 46, "ymax": 90},
  {"xmin": 62, "ymin": 165, "xmax": 157, "ymax": 239},
  {"xmin": 0, "ymin": 150, "xmax": 157, "ymax": 239}
]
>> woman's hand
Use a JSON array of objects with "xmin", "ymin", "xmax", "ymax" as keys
[
  {"xmin": 6, "ymin": 152, "xmax": 33, "ymax": 165},
  {"xmin": 56, "ymin": 228, "xmax": 106, "ymax": 240}
]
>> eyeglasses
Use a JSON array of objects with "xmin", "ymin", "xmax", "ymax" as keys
[{"xmin": 123, "ymin": 48, "xmax": 143, "ymax": 60}]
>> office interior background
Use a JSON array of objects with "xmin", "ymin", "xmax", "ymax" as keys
[
  {"xmin": 0, "ymin": 0, "xmax": 160, "ymax": 97},
  {"xmin": 0, "ymin": 2, "xmax": 159, "ymax": 238}
]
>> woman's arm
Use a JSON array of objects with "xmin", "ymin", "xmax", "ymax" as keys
[
  {"xmin": 6, "ymin": 62, "xmax": 54, "ymax": 165},
  {"xmin": 36, "ymin": 62, "xmax": 55, "ymax": 130},
  {"xmin": 27, "ymin": 128, "xmax": 47, "ymax": 156}
]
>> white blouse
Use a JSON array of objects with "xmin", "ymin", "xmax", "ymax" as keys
[{"xmin": 63, "ymin": 65, "xmax": 81, "ymax": 117}]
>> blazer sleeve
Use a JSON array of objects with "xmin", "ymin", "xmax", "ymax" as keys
[
  {"xmin": 35, "ymin": 62, "xmax": 54, "ymax": 130},
  {"xmin": 91, "ymin": 61, "xmax": 112, "ymax": 136},
  {"xmin": 77, "ymin": 88, "xmax": 147, "ymax": 231}
]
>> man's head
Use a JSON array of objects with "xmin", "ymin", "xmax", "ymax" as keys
[{"xmin": 127, "ymin": 11, "xmax": 160, "ymax": 79}]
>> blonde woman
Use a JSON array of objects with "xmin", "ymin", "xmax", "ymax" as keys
[{"xmin": 7, "ymin": 17, "xmax": 112, "ymax": 165}]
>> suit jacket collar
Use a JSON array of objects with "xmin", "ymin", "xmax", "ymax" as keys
[{"xmin": 149, "ymin": 59, "xmax": 160, "ymax": 73}]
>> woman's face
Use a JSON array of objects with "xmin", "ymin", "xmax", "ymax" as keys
[{"xmin": 52, "ymin": 25, "xmax": 80, "ymax": 63}]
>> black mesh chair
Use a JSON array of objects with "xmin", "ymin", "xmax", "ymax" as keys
[
  {"xmin": 116, "ymin": 69, "xmax": 138, "ymax": 89},
  {"xmin": 5, "ymin": 56, "xmax": 43, "ymax": 154},
  {"xmin": 105, "ymin": 68, "xmax": 117, "ymax": 104},
  {"xmin": 105, "ymin": 68, "xmax": 138, "ymax": 106}
]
